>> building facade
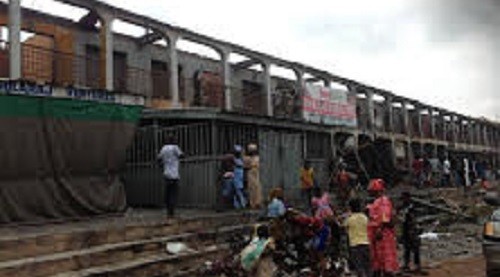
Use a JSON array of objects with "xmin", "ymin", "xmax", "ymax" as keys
[{"xmin": 1, "ymin": 0, "xmax": 499, "ymax": 208}]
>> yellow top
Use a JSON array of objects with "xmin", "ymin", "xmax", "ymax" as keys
[
  {"xmin": 300, "ymin": 167, "xmax": 314, "ymax": 189},
  {"xmin": 345, "ymin": 213, "xmax": 369, "ymax": 247}
]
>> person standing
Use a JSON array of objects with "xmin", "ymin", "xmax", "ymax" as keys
[
  {"xmin": 464, "ymin": 158, "xmax": 471, "ymax": 187},
  {"xmin": 367, "ymin": 179, "xmax": 399, "ymax": 277},
  {"xmin": 311, "ymin": 187, "xmax": 334, "ymax": 221},
  {"xmin": 300, "ymin": 160, "xmax": 315, "ymax": 212},
  {"xmin": 233, "ymin": 145, "xmax": 247, "ymax": 209},
  {"xmin": 345, "ymin": 198, "xmax": 371, "ymax": 277},
  {"xmin": 442, "ymin": 157, "xmax": 451, "ymax": 187},
  {"xmin": 400, "ymin": 192, "xmax": 424, "ymax": 274},
  {"xmin": 220, "ymin": 150, "xmax": 236, "ymax": 211},
  {"xmin": 412, "ymin": 156, "xmax": 424, "ymax": 188},
  {"xmin": 245, "ymin": 143, "xmax": 263, "ymax": 209},
  {"xmin": 267, "ymin": 188, "xmax": 286, "ymax": 219},
  {"xmin": 157, "ymin": 134, "xmax": 184, "ymax": 216},
  {"xmin": 335, "ymin": 163, "xmax": 351, "ymax": 208}
]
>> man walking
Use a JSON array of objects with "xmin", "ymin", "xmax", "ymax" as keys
[
  {"xmin": 158, "ymin": 134, "xmax": 184, "ymax": 216},
  {"xmin": 400, "ymin": 192, "xmax": 424, "ymax": 274}
]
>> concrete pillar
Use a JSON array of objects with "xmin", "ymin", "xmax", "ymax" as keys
[
  {"xmin": 467, "ymin": 120, "xmax": 475, "ymax": 145},
  {"xmin": 429, "ymin": 108, "xmax": 435, "ymax": 139},
  {"xmin": 407, "ymin": 140, "xmax": 413, "ymax": 169},
  {"xmin": 294, "ymin": 68, "xmax": 304, "ymax": 118},
  {"xmin": 385, "ymin": 95, "xmax": 394, "ymax": 133},
  {"xmin": 416, "ymin": 106, "xmax": 423, "ymax": 138},
  {"xmin": 477, "ymin": 123, "xmax": 485, "ymax": 146},
  {"xmin": 99, "ymin": 13, "xmax": 114, "ymax": 90},
  {"xmin": 452, "ymin": 115, "xmax": 458, "ymax": 144},
  {"xmin": 323, "ymin": 79, "xmax": 331, "ymax": 88},
  {"xmin": 390, "ymin": 137, "xmax": 396, "ymax": 165},
  {"xmin": 221, "ymin": 48, "xmax": 232, "ymax": 111},
  {"xmin": 366, "ymin": 90, "xmax": 375, "ymax": 132},
  {"xmin": 483, "ymin": 126, "xmax": 489, "ymax": 147},
  {"xmin": 440, "ymin": 113, "xmax": 449, "ymax": 141},
  {"xmin": 402, "ymin": 101, "xmax": 410, "ymax": 136},
  {"xmin": 8, "ymin": 0, "xmax": 21, "ymax": 79},
  {"xmin": 494, "ymin": 129, "xmax": 499, "ymax": 149},
  {"xmin": 263, "ymin": 61, "xmax": 273, "ymax": 116},
  {"xmin": 167, "ymin": 32, "xmax": 180, "ymax": 107}
]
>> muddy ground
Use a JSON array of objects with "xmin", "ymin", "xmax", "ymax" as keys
[{"xmin": 425, "ymin": 255, "xmax": 485, "ymax": 277}]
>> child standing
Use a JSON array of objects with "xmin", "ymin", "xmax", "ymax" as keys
[
  {"xmin": 344, "ymin": 198, "xmax": 371, "ymax": 277},
  {"xmin": 300, "ymin": 160, "xmax": 314, "ymax": 212}
]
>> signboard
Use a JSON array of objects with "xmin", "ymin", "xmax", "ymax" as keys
[
  {"xmin": 0, "ymin": 80, "xmax": 144, "ymax": 106},
  {"xmin": 302, "ymin": 83, "xmax": 357, "ymax": 127}
]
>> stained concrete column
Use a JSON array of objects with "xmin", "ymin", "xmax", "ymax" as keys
[
  {"xmin": 406, "ymin": 140, "xmax": 413, "ymax": 169},
  {"xmin": 478, "ymin": 124, "xmax": 483, "ymax": 146},
  {"xmin": 452, "ymin": 115, "xmax": 458, "ymax": 144},
  {"xmin": 221, "ymin": 48, "xmax": 232, "ymax": 111},
  {"xmin": 429, "ymin": 108, "xmax": 435, "ymax": 139},
  {"xmin": 99, "ymin": 13, "xmax": 114, "ymax": 90},
  {"xmin": 385, "ymin": 95, "xmax": 394, "ymax": 133},
  {"xmin": 483, "ymin": 125, "xmax": 489, "ymax": 147},
  {"xmin": 167, "ymin": 32, "xmax": 180, "ymax": 107},
  {"xmin": 294, "ymin": 68, "xmax": 304, "ymax": 118},
  {"xmin": 416, "ymin": 106, "xmax": 423, "ymax": 138},
  {"xmin": 8, "ymin": 0, "xmax": 21, "ymax": 79},
  {"xmin": 366, "ymin": 90, "xmax": 375, "ymax": 132},
  {"xmin": 323, "ymin": 79, "xmax": 331, "ymax": 87},
  {"xmin": 263, "ymin": 61, "xmax": 273, "ymax": 116},
  {"xmin": 469, "ymin": 121, "xmax": 475, "ymax": 145},
  {"xmin": 402, "ymin": 101, "xmax": 410, "ymax": 135},
  {"xmin": 442, "ymin": 115, "xmax": 448, "ymax": 141}
]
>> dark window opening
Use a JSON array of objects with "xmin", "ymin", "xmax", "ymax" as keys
[{"xmin": 151, "ymin": 60, "xmax": 169, "ymax": 98}]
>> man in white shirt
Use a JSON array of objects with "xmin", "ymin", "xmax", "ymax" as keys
[
  {"xmin": 157, "ymin": 134, "xmax": 184, "ymax": 216},
  {"xmin": 442, "ymin": 157, "xmax": 451, "ymax": 187}
]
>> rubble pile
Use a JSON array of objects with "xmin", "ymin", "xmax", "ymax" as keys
[
  {"xmin": 390, "ymin": 184, "xmax": 497, "ymax": 264},
  {"xmin": 420, "ymin": 223, "xmax": 482, "ymax": 262}
]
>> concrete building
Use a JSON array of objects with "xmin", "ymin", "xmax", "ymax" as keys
[{"xmin": 1, "ymin": 0, "xmax": 499, "ymax": 194}]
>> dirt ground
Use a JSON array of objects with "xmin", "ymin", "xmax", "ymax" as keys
[{"xmin": 424, "ymin": 255, "xmax": 485, "ymax": 277}]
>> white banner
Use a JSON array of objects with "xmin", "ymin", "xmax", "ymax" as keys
[{"xmin": 302, "ymin": 84, "xmax": 357, "ymax": 127}]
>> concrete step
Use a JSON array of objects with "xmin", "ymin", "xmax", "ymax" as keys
[
  {"xmin": 0, "ymin": 211, "xmax": 255, "ymax": 263},
  {"xmin": 0, "ymin": 224, "xmax": 251, "ymax": 277},
  {"xmin": 54, "ymin": 244, "xmax": 229, "ymax": 277},
  {"xmin": 54, "ymin": 245, "xmax": 228, "ymax": 277}
]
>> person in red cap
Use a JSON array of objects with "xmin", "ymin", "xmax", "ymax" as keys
[{"xmin": 367, "ymin": 179, "xmax": 399, "ymax": 277}]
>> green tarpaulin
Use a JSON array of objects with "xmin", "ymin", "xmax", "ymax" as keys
[{"xmin": 0, "ymin": 94, "xmax": 142, "ymax": 224}]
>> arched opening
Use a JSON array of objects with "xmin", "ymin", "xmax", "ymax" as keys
[
  {"xmin": 372, "ymin": 93, "xmax": 386, "ymax": 132},
  {"xmin": 270, "ymin": 64, "xmax": 299, "ymax": 119},
  {"xmin": 0, "ymin": 0, "xmax": 93, "ymax": 86},
  {"xmin": 175, "ymin": 39, "xmax": 222, "ymax": 107},
  {"xmin": 228, "ymin": 52, "xmax": 267, "ymax": 115}
]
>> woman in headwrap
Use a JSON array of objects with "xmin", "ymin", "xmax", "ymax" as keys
[
  {"xmin": 245, "ymin": 143, "xmax": 263, "ymax": 209},
  {"xmin": 367, "ymin": 179, "xmax": 399, "ymax": 276}
]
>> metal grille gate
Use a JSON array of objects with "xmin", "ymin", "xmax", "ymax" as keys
[
  {"xmin": 259, "ymin": 130, "xmax": 303, "ymax": 203},
  {"xmin": 123, "ymin": 122, "xmax": 217, "ymax": 208},
  {"xmin": 123, "ymin": 119, "xmax": 331, "ymax": 209}
]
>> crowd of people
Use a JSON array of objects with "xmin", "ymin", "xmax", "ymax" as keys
[
  {"xmin": 219, "ymin": 143, "xmax": 264, "ymax": 211},
  {"xmin": 411, "ymin": 154, "xmax": 493, "ymax": 189},
  {"xmin": 156, "ymin": 136, "xmax": 494, "ymax": 276},
  {"xmin": 240, "ymin": 177, "xmax": 423, "ymax": 277}
]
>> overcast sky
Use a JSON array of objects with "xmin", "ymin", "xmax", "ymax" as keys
[{"xmin": 17, "ymin": 0, "xmax": 500, "ymax": 120}]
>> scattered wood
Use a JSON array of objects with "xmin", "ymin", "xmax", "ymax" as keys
[{"xmin": 410, "ymin": 197, "xmax": 473, "ymax": 220}]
